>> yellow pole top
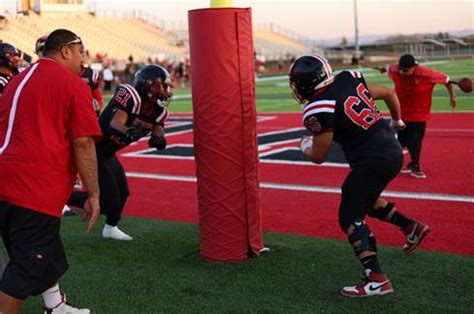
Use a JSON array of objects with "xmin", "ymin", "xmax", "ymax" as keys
[{"xmin": 210, "ymin": 0, "xmax": 232, "ymax": 8}]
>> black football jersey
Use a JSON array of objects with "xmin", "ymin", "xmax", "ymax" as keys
[
  {"xmin": 97, "ymin": 84, "xmax": 169, "ymax": 158},
  {"xmin": 0, "ymin": 73, "xmax": 13, "ymax": 96},
  {"xmin": 80, "ymin": 67, "xmax": 100, "ymax": 91},
  {"xmin": 302, "ymin": 70, "xmax": 397, "ymax": 165}
]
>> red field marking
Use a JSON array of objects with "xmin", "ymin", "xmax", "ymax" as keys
[
  {"xmin": 119, "ymin": 112, "xmax": 474, "ymax": 255},
  {"xmin": 124, "ymin": 177, "xmax": 474, "ymax": 255}
]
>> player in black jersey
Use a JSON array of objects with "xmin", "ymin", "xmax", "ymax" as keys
[
  {"xmin": 290, "ymin": 54, "xmax": 430, "ymax": 297},
  {"xmin": 67, "ymin": 65, "xmax": 172, "ymax": 240},
  {"xmin": 0, "ymin": 43, "xmax": 21, "ymax": 97},
  {"xmin": 79, "ymin": 66, "xmax": 104, "ymax": 115},
  {"xmin": 0, "ymin": 42, "xmax": 21, "ymax": 280}
]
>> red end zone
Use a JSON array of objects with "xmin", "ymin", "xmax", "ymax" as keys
[{"xmin": 119, "ymin": 112, "xmax": 474, "ymax": 255}]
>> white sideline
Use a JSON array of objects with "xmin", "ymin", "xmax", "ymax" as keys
[{"xmin": 126, "ymin": 171, "xmax": 474, "ymax": 204}]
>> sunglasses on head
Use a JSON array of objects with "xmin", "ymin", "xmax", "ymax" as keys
[{"xmin": 60, "ymin": 37, "xmax": 82, "ymax": 49}]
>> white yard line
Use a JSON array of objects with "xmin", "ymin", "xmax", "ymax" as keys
[{"xmin": 126, "ymin": 171, "xmax": 474, "ymax": 203}]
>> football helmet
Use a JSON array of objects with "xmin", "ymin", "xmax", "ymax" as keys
[
  {"xmin": 289, "ymin": 53, "xmax": 334, "ymax": 104},
  {"xmin": 133, "ymin": 65, "xmax": 172, "ymax": 107},
  {"xmin": 0, "ymin": 43, "xmax": 21, "ymax": 71},
  {"xmin": 35, "ymin": 35, "xmax": 48, "ymax": 57}
]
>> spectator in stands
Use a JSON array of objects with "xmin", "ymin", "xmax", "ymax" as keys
[
  {"xmin": 102, "ymin": 65, "xmax": 114, "ymax": 92},
  {"xmin": 0, "ymin": 28, "xmax": 100, "ymax": 314},
  {"xmin": 351, "ymin": 54, "xmax": 359, "ymax": 66},
  {"xmin": 380, "ymin": 54, "xmax": 456, "ymax": 178}
]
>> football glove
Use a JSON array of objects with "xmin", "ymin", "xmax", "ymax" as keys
[
  {"xmin": 299, "ymin": 136, "xmax": 313, "ymax": 153},
  {"xmin": 148, "ymin": 135, "xmax": 167, "ymax": 150},
  {"xmin": 124, "ymin": 125, "xmax": 148, "ymax": 144}
]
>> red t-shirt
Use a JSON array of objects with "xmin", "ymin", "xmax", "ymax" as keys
[
  {"xmin": 388, "ymin": 64, "xmax": 449, "ymax": 122},
  {"xmin": 0, "ymin": 59, "xmax": 102, "ymax": 217}
]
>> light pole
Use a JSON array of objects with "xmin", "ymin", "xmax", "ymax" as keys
[{"xmin": 354, "ymin": 0, "xmax": 360, "ymax": 56}]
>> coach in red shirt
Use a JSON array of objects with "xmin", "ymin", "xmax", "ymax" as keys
[
  {"xmin": 0, "ymin": 29, "xmax": 101, "ymax": 314},
  {"xmin": 386, "ymin": 54, "xmax": 456, "ymax": 178}
]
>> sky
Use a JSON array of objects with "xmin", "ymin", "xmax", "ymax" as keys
[{"xmin": 94, "ymin": 0, "xmax": 473, "ymax": 42}]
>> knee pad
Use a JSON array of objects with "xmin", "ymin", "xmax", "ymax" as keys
[
  {"xmin": 348, "ymin": 220, "xmax": 377, "ymax": 257},
  {"xmin": 367, "ymin": 202, "xmax": 395, "ymax": 221}
]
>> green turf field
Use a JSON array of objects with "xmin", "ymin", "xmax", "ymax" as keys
[
  {"xmin": 61, "ymin": 59, "xmax": 473, "ymax": 313},
  {"xmin": 164, "ymin": 58, "xmax": 472, "ymax": 113},
  {"xmin": 20, "ymin": 217, "xmax": 473, "ymax": 313}
]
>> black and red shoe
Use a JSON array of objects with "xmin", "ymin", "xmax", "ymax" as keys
[{"xmin": 402, "ymin": 221, "xmax": 430, "ymax": 254}]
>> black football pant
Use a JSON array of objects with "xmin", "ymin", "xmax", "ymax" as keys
[
  {"xmin": 397, "ymin": 121, "xmax": 426, "ymax": 167},
  {"xmin": 68, "ymin": 155, "xmax": 129, "ymax": 226}
]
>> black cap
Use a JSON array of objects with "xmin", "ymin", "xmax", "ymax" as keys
[{"xmin": 398, "ymin": 54, "xmax": 418, "ymax": 69}]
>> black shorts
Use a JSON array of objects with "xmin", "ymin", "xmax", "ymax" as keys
[
  {"xmin": 338, "ymin": 150, "xmax": 403, "ymax": 231},
  {"xmin": 0, "ymin": 202, "xmax": 68, "ymax": 300}
]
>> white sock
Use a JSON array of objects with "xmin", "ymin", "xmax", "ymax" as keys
[{"xmin": 42, "ymin": 283, "xmax": 62, "ymax": 308}]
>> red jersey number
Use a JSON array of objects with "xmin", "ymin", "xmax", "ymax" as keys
[
  {"xmin": 344, "ymin": 83, "xmax": 380, "ymax": 130},
  {"xmin": 114, "ymin": 88, "xmax": 132, "ymax": 108}
]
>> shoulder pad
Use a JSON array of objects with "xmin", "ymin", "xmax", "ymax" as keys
[{"xmin": 116, "ymin": 84, "xmax": 142, "ymax": 115}]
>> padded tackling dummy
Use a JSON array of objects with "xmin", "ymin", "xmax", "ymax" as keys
[{"xmin": 188, "ymin": 8, "xmax": 263, "ymax": 262}]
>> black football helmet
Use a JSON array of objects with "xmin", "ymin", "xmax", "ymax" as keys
[
  {"xmin": 0, "ymin": 43, "xmax": 21, "ymax": 72},
  {"xmin": 133, "ymin": 65, "xmax": 172, "ymax": 107},
  {"xmin": 289, "ymin": 53, "xmax": 334, "ymax": 104},
  {"xmin": 35, "ymin": 35, "xmax": 48, "ymax": 57}
]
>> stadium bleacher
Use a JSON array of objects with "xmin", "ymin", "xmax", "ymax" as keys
[{"xmin": 0, "ymin": 11, "xmax": 317, "ymax": 63}]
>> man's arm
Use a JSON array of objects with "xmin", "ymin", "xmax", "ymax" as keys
[
  {"xmin": 367, "ymin": 83, "xmax": 405, "ymax": 131},
  {"xmin": 72, "ymin": 137, "xmax": 100, "ymax": 232},
  {"xmin": 300, "ymin": 132, "xmax": 333, "ymax": 164},
  {"xmin": 110, "ymin": 109, "xmax": 129, "ymax": 133},
  {"xmin": 445, "ymin": 82, "xmax": 457, "ymax": 108}
]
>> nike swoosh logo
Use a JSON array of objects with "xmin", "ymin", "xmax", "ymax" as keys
[
  {"xmin": 368, "ymin": 281, "xmax": 388, "ymax": 291},
  {"xmin": 407, "ymin": 224, "xmax": 418, "ymax": 243}
]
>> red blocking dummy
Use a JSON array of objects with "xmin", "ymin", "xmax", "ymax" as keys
[{"xmin": 188, "ymin": 8, "xmax": 263, "ymax": 262}]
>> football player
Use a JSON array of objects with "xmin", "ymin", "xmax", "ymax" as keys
[
  {"xmin": 0, "ymin": 43, "xmax": 22, "ymax": 96},
  {"xmin": 79, "ymin": 65, "xmax": 104, "ymax": 116},
  {"xmin": 0, "ymin": 42, "xmax": 21, "ymax": 280},
  {"xmin": 67, "ymin": 64, "xmax": 172, "ymax": 240},
  {"xmin": 291, "ymin": 54, "xmax": 430, "ymax": 297}
]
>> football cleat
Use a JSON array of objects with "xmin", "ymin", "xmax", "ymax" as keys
[
  {"xmin": 62, "ymin": 205, "xmax": 77, "ymax": 217},
  {"xmin": 102, "ymin": 224, "xmax": 133, "ymax": 241},
  {"xmin": 410, "ymin": 165, "xmax": 426, "ymax": 179},
  {"xmin": 400, "ymin": 163, "xmax": 414, "ymax": 173},
  {"xmin": 340, "ymin": 269, "xmax": 393, "ymax": 297},
  {"xmin": 402, "ymin": 222, "xmax": 430, "ymax": 254},
  {"xmin": 43, "ymin": 293, "xmax": 90, "ymax": 314}
]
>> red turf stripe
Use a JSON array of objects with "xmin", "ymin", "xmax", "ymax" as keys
[{"xmin": 124, "ymin": 177, "xmax": 474, "ymax": 255}]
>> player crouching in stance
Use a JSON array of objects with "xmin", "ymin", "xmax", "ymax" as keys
[
  {"xmin": 67, "ymin": 65, "xmax": 172, "ymax": 240},
  {"xmin": 290, "ymin": 54, "xmax": 430, "ymax": 297}
]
